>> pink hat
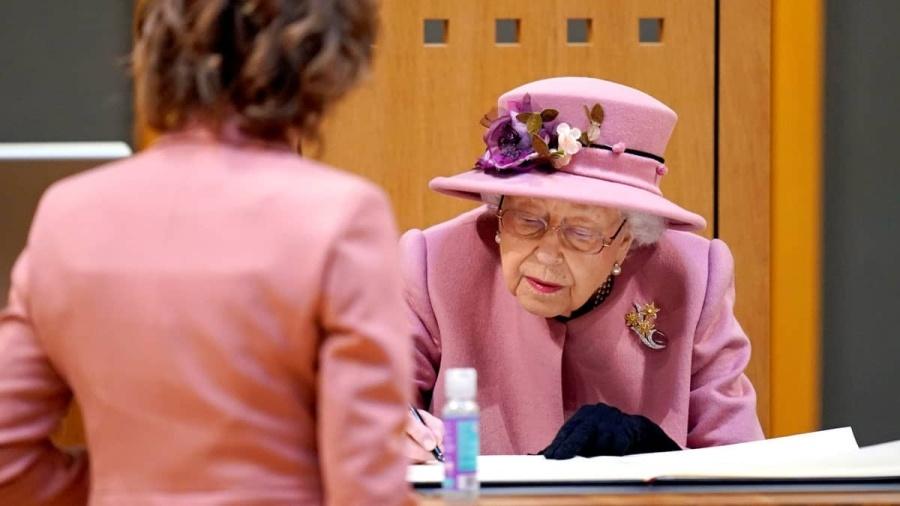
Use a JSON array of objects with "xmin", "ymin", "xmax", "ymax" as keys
[{"xmin": 429, "ymin": 77, "xmax": 706, "ymax": 230}]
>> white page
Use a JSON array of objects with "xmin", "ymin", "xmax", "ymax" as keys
[
  {"xmin": 407, "ymin": 455, "xmax": 656, "ymax": 484},
  {"xmin": 623, "ymin": 426, "xmax": 859, "ymax": 471},
  {"xmin": 408, "ymin": 427, "xmax": 874, "ymax": 485},
  {"xmin": 671, "ymin": 439, "xmax": 900, "ymax": 480}
]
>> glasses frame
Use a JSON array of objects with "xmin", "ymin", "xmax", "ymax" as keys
[{"xmin": 496, "ymin": 207, "xmax": 628, "ymax": 254}]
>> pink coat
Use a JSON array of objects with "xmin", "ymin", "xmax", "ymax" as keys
[
  {"xmin": 401, "ymin": 207, "xmax": 764, "ymax": 455},
  {"xmin": 0, "ymin": 131, "xmax": 414, "ymax": 505}
]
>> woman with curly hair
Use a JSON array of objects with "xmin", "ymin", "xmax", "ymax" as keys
[{"xmin": 0, "ymin": 1, "xmax": 413, "ymax": 504}]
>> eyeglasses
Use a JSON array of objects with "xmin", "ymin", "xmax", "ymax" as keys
[{"xmin": 497, "ymin": 208, "xmax": 627, "ymax": 254}]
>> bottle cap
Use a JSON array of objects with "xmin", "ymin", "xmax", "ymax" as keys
[{"xmin": 445, "ymin": 368, "xmax": 477, "ymax": 400}]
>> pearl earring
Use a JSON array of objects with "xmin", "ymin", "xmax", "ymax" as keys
[
  {"xmin": 495, "ymin": 231, "xmax": 501, "ymax": 244},
  {"xmin": 611, "ymin": 262, "xmax": 622, "ymax": 276}
]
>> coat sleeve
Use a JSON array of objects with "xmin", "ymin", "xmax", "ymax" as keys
[
  {"xmin": 315, "ymin": 185, "xmax": 414, "ymax": 506},
  {"xmin": 0, "ymin": 251, "xmax": 89, "ymax": 505},
  {"xmin": 687, "ymin": 239, "xmax": 765, "ymax": 448},
  {"xmin": 398, "ymin": 229, "xmax": 442, "ymax": 410}
]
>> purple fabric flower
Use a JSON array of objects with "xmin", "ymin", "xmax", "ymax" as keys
[
  {"xmin": 476, "ymin": 112, "xmax": 536, "ymax": 169},
  {"xmin": 475, "ymin": 95, "xmax": 557, "ymax": 171}
]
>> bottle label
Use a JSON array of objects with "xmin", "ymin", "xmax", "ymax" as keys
[{"xmin": 443, "ymin": 416, "xmax": 479, "ymax": 491}]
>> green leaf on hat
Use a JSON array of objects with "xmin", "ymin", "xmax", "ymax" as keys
[
  {"xmin": 526, "ymin": 114, "xmax": 543, "ymax": 134},
  {"xmin": 590, "ymin": 103, "xmax": 605, "ymax": 125},
  {"xmin": 541, "ymin": 109, "xmax": 559, "ymax": 121},
  {"xmin": 516, "ymin": 112, "xmax": 534, "ymax": 124},
  {"xmin": 532, "ymin": 135, "xmax": 551, "ymax": 157}
]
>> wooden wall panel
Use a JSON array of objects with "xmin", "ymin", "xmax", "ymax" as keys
[
  {"xmin": 318, "ymin": 0, "xmax": 715, "ymax": 234},
  {"xmin": 719, "ymin": 0, "xmax": 772, "ymax": 435}
]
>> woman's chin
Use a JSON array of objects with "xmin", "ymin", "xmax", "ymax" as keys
[{"xmin": 516, "ymin": 292, "xmax": 569, "ymax": 318}]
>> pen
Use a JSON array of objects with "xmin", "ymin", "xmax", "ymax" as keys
[{"xmin": 409, "ymin": 404, "xmax": 445, "ymax": 462}]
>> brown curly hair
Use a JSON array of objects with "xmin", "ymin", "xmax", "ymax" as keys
[{"xmin": 133, "ymin": 0, "xmax": 377, "ymax": 144}]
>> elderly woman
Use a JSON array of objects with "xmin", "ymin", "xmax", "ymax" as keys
[
  {"xmin": 0, "ymin": 1, "xmax": 412, "ymax": 504},
  {"xmin": 404, "ymin": 77, "xmax": 764, "ymax": 461}
]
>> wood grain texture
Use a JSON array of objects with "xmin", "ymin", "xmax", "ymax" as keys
[
  {"xmin": 316, "ymin": 0, "xmax": 715, "ymax": 234},
  {"xmin": 718, "ymin": 0, "xmax": 772, "ymax": 435}
]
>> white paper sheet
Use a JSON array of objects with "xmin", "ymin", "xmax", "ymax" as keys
[{"xmin": 408, "ymin": 427, "xmax": 900, "ymax": 485}]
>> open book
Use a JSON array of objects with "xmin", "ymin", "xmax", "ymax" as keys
[{"xmin": 408, "ymin": 428, "xmax": 900, "ymax": 486}]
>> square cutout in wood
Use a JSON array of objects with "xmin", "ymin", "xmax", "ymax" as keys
[
  {"xmin": 567, "ymin": 18, "xmax": 592, "ymax": 44},
  {"xmin": 639, "ymin": 17, "xmax": 664, "ymax": 43},
  {"xmin": 424, "ymin": 19, "xmax": 448, "ymax": 45},
  {"xmin": 495, "ymin": 18, "xmax": 520, "ymax": 45}
]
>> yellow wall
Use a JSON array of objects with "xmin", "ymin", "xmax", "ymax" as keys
[{"xmin": 770, "ymin": 0, "xmax": 823, "ymax": 436}]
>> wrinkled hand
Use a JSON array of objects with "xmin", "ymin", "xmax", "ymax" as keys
[
  {"xmin": 541, "ymin": 403, "xmax": 681, "ymax": 459},
  {"xmin": 405, "ymin": 408, "xmax": 445, "ymax": 463}
]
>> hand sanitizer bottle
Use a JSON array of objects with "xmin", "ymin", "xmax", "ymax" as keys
[{"xmin": 442, "ymin": 368, "xmax": 479, "ymax": 502}]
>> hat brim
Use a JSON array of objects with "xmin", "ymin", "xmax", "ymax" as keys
[{"xmin": 430, "ymin": 169, "xmax": 706, "ymax": 231}]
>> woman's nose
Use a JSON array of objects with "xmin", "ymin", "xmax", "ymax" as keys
[{"xmin": 534, "ymin": 229, "xmax": 565, "ymax": 265}]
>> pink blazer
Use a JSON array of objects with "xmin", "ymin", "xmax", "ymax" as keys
[
  {"xmin": 0, "ymin": 131, "xmax": 414, "ymax": 505},
  {"xmin": 401, "ymin": 207, "xmax": 764, "ymax": 455}
]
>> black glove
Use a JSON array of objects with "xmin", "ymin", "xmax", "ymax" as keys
[{"xmin": 540, "ymin": 403, "xmax": 681, "ymax": 459}]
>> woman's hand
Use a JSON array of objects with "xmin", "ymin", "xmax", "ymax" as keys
[
  {"xmin": 406, "ymin": 408, "xmax": 445, "ymax": 463},
  {"xmin": 541, "ymin": 403, "xmax": 681, "ymax": 459}
]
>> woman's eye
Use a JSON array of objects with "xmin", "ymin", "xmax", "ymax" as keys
[
  {"xmin": 567, "ymin": 227, "xmax": 594, "ymax": 240},
  {"xmin": 515, "ymin": 218, "xmax": 543, "ymax": 233}
]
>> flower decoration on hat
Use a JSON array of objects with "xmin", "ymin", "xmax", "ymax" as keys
[
  {"xmin": 475, "ymin": 94, "xmax": 606, "ymax": 172},
  {"xmin": 553, "ymin": 123, "xmax": 583, "ymax": 168},
  {"xmin": 625, "ymin": 302, "xmax": 667, "ymax": 350}
]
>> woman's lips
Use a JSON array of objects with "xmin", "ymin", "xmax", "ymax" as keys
[{"xmin": 525, "ymin": 276, "xmax": 564, "ymax": 294}]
